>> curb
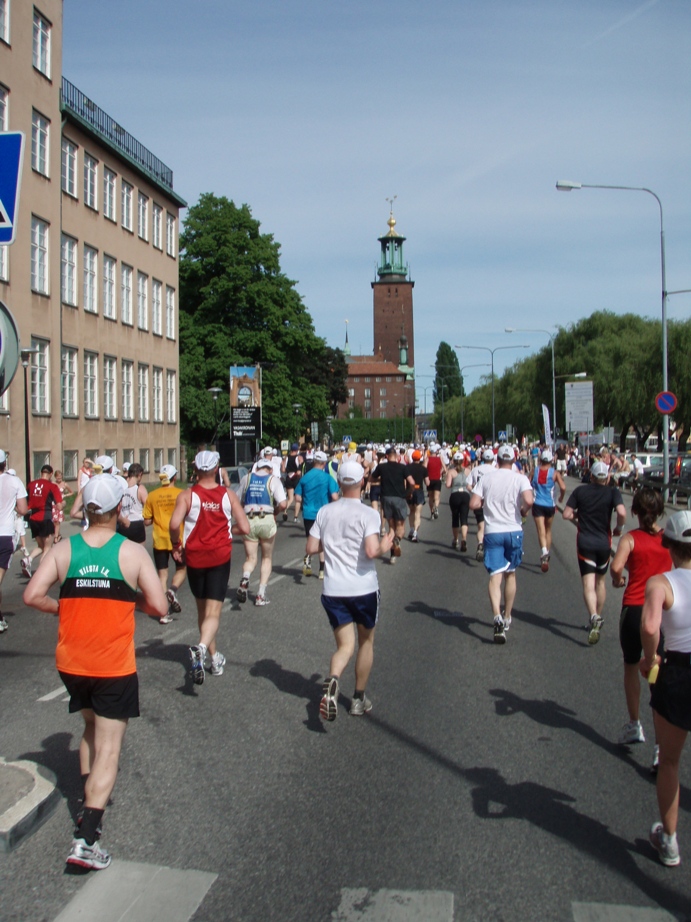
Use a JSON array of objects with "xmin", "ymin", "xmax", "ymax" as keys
[{"xmin": 0, "ymin": 757, "xmax": 60, "ymax": 851}]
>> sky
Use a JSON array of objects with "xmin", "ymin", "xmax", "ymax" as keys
[{"xmin": 63, "ymin": 0, "xmax": 691, "ymax": 404}]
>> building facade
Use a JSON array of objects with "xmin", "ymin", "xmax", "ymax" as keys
[{"xmin": 0, "ymin": 1, "xmax": 185, "ymax": 482}]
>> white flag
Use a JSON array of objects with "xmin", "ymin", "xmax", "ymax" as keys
[{"xmin": 542, "ymin": 404, "xmax": 553, "ymax": 447}]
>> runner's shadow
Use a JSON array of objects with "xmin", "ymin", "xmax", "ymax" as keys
[
  {"xmin": 406, "ymin": 601, "xmax": 494, "ymax": 644},
  {"xmin": 249, "ymin": 658, "xmax": 326, "ymax": 733},
  {"xmin": 511, "ymin": 606, "xmax": 589, "ymax": 647},
  {"xmin": 135, "ymin": 638, "xmax": 206, "ymax": 697},
  {"xmin": 16, "ymin": 732, "xmax": 81, "ymax": 823}
]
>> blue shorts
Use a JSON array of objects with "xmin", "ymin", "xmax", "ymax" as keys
[
  {"xmin": 321, "ymin": 590, "xmax": 380, "ymax": 630},
  {"xmin": 484, "ymin": 531, "xmax": 523, "ymax": 575}
]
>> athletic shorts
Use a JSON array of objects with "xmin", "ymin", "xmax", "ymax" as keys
[
  {"xmin": 382, "ymin": 496, "xmax": 408, "ymax": 523},
  {"xmin": 556, "ymin": 460, "xmax": 567, "ymax": 473},
  {"xmin": 577, "ymin": 543, "xmax": 610, "ymax": 577},
  {"xmin": 59, "ymin": 671, "xmax": 140, "ymax": 719},
  {"xmin": 321, "ymin": 590, "xmax": 380, "ymax": 630},
  {"xmin": 246, "ymin": 516, "xmax": 277, "ymax": 542},
  {"xmin": 650, "ymin": 653, "xmax": 691, "ymax": 732},
  {"xmin": 408, "ymin": 488, "xmax": 425, "ymax": 507},
  {"xmin": 117, "ymin": 520, "xmax": 146, "ymax": 544},
  {"xmin": 303, "ymin": 518, "xmax": 315, "ymax": 538},
  {"xmin": 0, "ymin": 535, "xmax": 13, "ymax": 569},
  {"xmin": 187, "ymin": 559, "xmax": 231, "ymax": 602},
  {"xmin": 153, "ymin": 548, "xmax": 186, "ymax": 572},
  {"xmin": 532, "ymin": 504, "xmax": 555, "ymax": 519},
  {"xmin": 428, "ymin": 479, "xmax": 442, "ymax": 492},
  {"xmin": 369, "ymin": 485, "xmax": 381, "ymax": 503},
  {"xmin": 449, "ymin": 491, "xmax": 470, "ymax": 528},
  {"xmin": 619, "ymin": 604, "xmax": 664, "ymax": 665},
  {"xmin": 484, "ymin": 531, "xmax": 524, "ymax": 575},
  {"xmin": 29, "ymin": 520, "xmax": 54, "ymax": 539},
  {"xmin": 474, "ymin": 507, "xmax": 484, "ymax": 524}
]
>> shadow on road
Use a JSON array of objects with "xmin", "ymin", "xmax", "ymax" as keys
[
  {"xmin": 249, "ymin": 658, "xmax": 326, "ymax": 734},
  {"xmin": 406, "ymin": 600, "xmax": 494, "ymax": 644},
  {"xmin": 17, "ymin": 732, "xmax": 81, "ymax": 823},
  {"xmin": 510, "ymin": 606, "xmax": 589, "ymax": 647}
]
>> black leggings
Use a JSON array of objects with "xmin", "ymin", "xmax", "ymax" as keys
[{"xmin": 449, "ymin": 491, "xmax": 470, "ymax": 528}]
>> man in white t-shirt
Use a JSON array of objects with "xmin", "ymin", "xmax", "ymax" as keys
[
  {"xmin": 0, "ymin": 450, "xmax": 28, "ymax": 631},
  {"xmin": 306, "ymin": 461, "xmax": 394, "ymax": 721},
  {"xmin": 467, "ymin": 448, "xmax": 496, "ymax": 561},
  {"xmin": 470, "ymin": 444, "xmax": 533, "ymax": 644}
]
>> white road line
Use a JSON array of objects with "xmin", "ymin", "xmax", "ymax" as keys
[
  {"xmin": 333, "ymin": 888, "xmax": 454, "ymax": 921},
  {"xmin": 37, "ymin": 685, "xmax": 67, "ymax": 702},
  {"xmin": 164, "ymin": 628, "xmax": 195, "ymax": 644}
]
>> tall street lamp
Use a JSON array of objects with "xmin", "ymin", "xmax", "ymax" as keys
[
  {"xmin": 459, "ymin": 363, "xmax": 490, "ymax": 442},
  {"xmin": 292, "ymin": 403, "xmax": 302, "ymax": 443},
  {"xmin": 455, "ymin": 345, "xmax": 529, "ymax": 443},
  {"xmin": 505, "ymin": 327, "xmax": 557, "ymax": 444},
  {"xmin": 207, "ymin": 387, "xmax": 223, "ymax": 447},
  {"xmin": 21, "ymin": 346, "xmax": 39, "ymax": 484},
  {"xmin": 556, "ymin": 180, "xmax": 670, "ymax": 497}
]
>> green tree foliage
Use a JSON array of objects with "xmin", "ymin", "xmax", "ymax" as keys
[
  {"xmin": 434, "ymin": 342, "xmax": 462, "ymax": 403},
  {"xmin": 178, "ymin": 194, "xmax": 347, "ymax": 444}
]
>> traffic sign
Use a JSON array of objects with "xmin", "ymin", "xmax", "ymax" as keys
[
  {"xmin": 0, "ymin": 300, "xmax": 20, "ymax": 395},
  {"xmin": 0, "ymin": 133, "xmax": 25, "ymax": 245},
  {"xmin": 498, "ymin": 430, "xmax": 507, "ymax": 442},
  {"xmin": 422, "ymin": 429, "xmax": 437, "ymax": 442},
  {"xmin": 655, "ymin": 391, "xmax": 677, "ymax": 415}
]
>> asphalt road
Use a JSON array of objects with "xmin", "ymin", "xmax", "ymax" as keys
[{"xmin": 1, "ymin": 482, "xmax": 690, "ymax": 922}]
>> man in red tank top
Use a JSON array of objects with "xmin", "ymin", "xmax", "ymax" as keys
[{"xmin": 425, "ymin": 445, "xmax": 446, "ymax": 519}]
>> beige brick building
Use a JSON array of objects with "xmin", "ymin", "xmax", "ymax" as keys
[{"xmin": 0, "ymin": 1, "xmax": 185, "ymax": 483}]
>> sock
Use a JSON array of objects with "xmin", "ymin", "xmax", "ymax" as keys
[
  {"xmin": 319, "ymin": 561, "xmax": 324, "ymax": 571},
  {"xmin": 79, "ymin": 807, "xmax": 104, "ymax": 846},
  {"xmin": 353, "ymin": 690, "xmax": 364, "ymax": 700},
  {"xmin": 242, "ymin": 572, "xmax": 250, "ymax": 581},
  {"xmin": 258, "ymin": 584, "xmax": 267, "ymax": 596},
  {"xmin": 541, "ymin": 546, "xmax": 548, "ymax": 556}
]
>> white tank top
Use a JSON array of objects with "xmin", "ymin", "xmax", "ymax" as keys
[{"xmin": 663, "ymin": 568, "xmax": 691, "ymax": 652}]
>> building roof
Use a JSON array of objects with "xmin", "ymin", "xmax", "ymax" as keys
[{"xmin": 346, "ymin": 361, "xmax": 404, "ymax": 377}]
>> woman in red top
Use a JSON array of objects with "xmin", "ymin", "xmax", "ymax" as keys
[
  {"xmin": 611, "ymin": 487, "xmax": 671, "ymax": 768},
  {"xmin": 425, "ymin": 445, "xmax": 446, "ymax": 520}
]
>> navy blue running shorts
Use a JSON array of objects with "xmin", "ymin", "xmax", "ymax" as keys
[
  {"xmin": 0, "ymin": 536, "xmax": 13, "ymax": 570},
  {"xmin": 321, "ymin": 590, "xmax": 380, "ymax": 630}
]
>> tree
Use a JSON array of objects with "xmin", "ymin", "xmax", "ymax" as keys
[{"xmin": 434, "ymin": 342, "xmax": 462, "ymax": 404}]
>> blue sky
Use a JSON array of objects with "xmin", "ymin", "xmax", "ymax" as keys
[{"xmin": 63, "ymin": 0, "xmax": 690, "ymax": 402}]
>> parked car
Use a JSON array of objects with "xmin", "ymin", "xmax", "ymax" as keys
[{"xmin": 224, "ymin": 465, "xmax": 249, "ymax": 495}]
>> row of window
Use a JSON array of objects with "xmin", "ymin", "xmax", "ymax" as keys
[
  {"xmin": 59, "ymin": 237, "xmax": 176, "ymax": 336},
  {"xmin": 348, "ymin": 388, "xmax": 388, "ymax": 398},
  {"xmin": 34, "ymin": 447, "xmax": 178, "ymax": 481},
  {"xmin": 351, "ymin": 376, "xmax": 398, "ymax": 383}
]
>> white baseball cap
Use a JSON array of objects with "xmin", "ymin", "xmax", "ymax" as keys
[
  {"xmin": 664, "ymin": 510, "xmax": 691, "ymax": 544},
  {"xmin": 160, "ymin": 464, "xmax": 177, "ymax": 480},
  {"xmin": 82, "ymin": 474, "xmax": 124, "ymax": 513},
  {"xmin": 95, "ymin": 454, "xmax": 114, "ymax": 472},
  {"xmin": 338, "ymin": 461, "xmax": 365, "ymax": 485},
  {"xmin": 591, "ymin": 461, "xmax": 609, "ymax": 480},
  {"xmin": 0, "ymin": 449, "xmax": 6, "ymax": 464},
  {"xmin": 314, "ymin": 450, "xmax": 328, "ymax": 462},
  {"xmin": 195, "ymin": 450, "xmax": 220, "ymax": 471},
  {"xmin": 482, "ymin": 449, "xmax": 495, "ymax": 462},
  {"xmin": 256, "ymin": 458, "xmax": 273, "ymax": 470},
  {"xmin": 497, "ymin": 445, "xmax": 514, "ymax": 461},
  {"xmin": 541, "ymin": 450, "xmax": 553, "ymax": 462}
]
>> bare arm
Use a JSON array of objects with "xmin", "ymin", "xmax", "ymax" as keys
[
  {"xmin": 613, "ymin": 503, "xmax": 627, "ymax": 534},
  {"xmin": 562, "ymin": 503, "xmax": 576, "ymax": 523},
  {"xmin": 364, "ymin": 531, "xmax": 394, "ymax": 558},
  {"xmin": 610, "ymin": 532, "xmax": 633, "ymax": 587},
  {"xmin": 23, "ymin": 546, "xmax": 65, "ymax": 614},
  {"xmin": 16, "ymin": 496, "xmax": 28, "ymax": 517},
  {"xmin": 169, "ymin": 489, "xmax": 191, "ymax": 556},
  {"xmin": 520, "ymin": 489, "xmax": 534, "ymax": 515},
  {"xmin": 469, "ymin": 490, "xmax": 482, "ymax": 511},
  {"xmin": 305, "ymin": 534, "xmax": 321, "ymax": 556},
  {"xmin": 640, "ymin": 575, "xmax": 671, "ymax": 677},
  {"xmin": 228, "ymin": 488, "xmax": 250, "ymax": 536}
]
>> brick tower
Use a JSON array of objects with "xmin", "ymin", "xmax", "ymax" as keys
[{"xmin": 371, "ymin": 209, "xmax": 415, "ymax": 369}]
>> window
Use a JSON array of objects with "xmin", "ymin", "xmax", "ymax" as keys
[
  {"xmin": 0, "ymin": 85, "xmax": 9, "ymax": 130},
  {"xmin": 63, "ymin": 450, "xmax": 78, "ymax": 480},
  {"xmin": 380, "ymin": 400, "xmax": 387, "ymax": 409},
  {"xmin": 61, "ymin": 139, "xmax": 77, "ymax": 197},
  {"xmin": 0, "ymin": 1, "xmax": 8, "ymax": 44},
  {"xmin": 139, "ymin": 448, "xmax": 150, "ymax": 473},
  {"xmin": 105, "ymin": 449, "xmax": 117, "ymax": 466},
  {"xmin": 364, "ymin": 399, "xmax": 371, "ymax": 409},
  {"xmin": 151, "ymin": 279, "xmax": 162, "ymax": 335},
  {"xmin": 61, "ymin": 235, "xmax": 77, "ymax": 305},
  {"xmin": 154, "ymin": 448, "xmax": 164, "ymax": 471},
  {"xmin": 152, "ymin": 204, "xmax": 162, "ymax": 249},
  {"xmin": 31, "ymin": 110, "xmax": 49, "ymax": 175},
  {"xmin": 376, "ymin": 376, "xmax": 381, "ymax": 382},
  {"xmin": 121, "ymin": 180, "xmax": 133, "ymax": 230},
  {"xmin": 166, "ymin": 212, "xmax": 176, "ymax": 256},
  {"xmin": 121, "ymin": 360, "xmax": 133, "ymax": 420},
  {"xmin": 137, "ymin": 272, "xmax": 148, "ymax": 330},
  {"xmin": 31, "ymin": 217, "xmax": 49, "ymax": 293},
  {"xmin": 123, "ymin": 448, "xmax": 134, "ymax": 466},
  {"xmin": 137, "ymin": 192, "xmax": 148, "ymax": 240},
  {"xmin": 33, "ymin": 451, "xmax": 50, "ymax": 479},
  {"xmin": 83, "ymin": 246, "xmax": 97, "ymax": 313},
  {"xmin": 379, "ymin": 388, "xmax": 386, "ymax": 396},
  {"xmin": 365, "ymin": 377, "xmax": 371, "ymax": 383},
  {"xmin": 121, "ymin": 264, "xmax": 133, "ymax": 324},
  {"xmin": 31, "ymin": 338, "xmax": 49, "ymax": 413},
  {"xmin": 103, "ymin": 356, "xmax": 117, "ymax": 419},
  {"xmin": 61, "ymin": 346, "xmax": 77, "ymax": 417},
  {"xmin": 0, "ymin": 245, "xmax": 7, "ymax": 282},
  {"xmin": 32, "ymin": 9, "xmax": 51, "ymax": 77},
  {"xmin": 153, "ymin": 368, "xmax": 163, "ymax": 421},
  {"xmin": 348, "ymin": 388, "xmax": 355, "ymax": 398},
  {"xmin": 165, "ymin": 286, "xmax": 175, "ymax": 339},
  {"xmin": 103, "ymin": 255, "xmax": 116, "ymax": 319},
  {"xmin": 386, "ymin": 376, "xmax": 392, "ymax": 382},
  {"xmin": 353, "ymin": 377, "xmax": 360, "ymax": 383},
  {"xmin": 84, "ymin": 352, "xmax": 98, "ymax": 417},
  {"xmin": 103, "ymin": 168, "xmax": 116, "ymax": 221},
  {"xmin": 166, "ymin": 370, "xmax": 176, "ymax": 423},
  {"xmin": 167, "ymin": 448, "xmax": 177, "ymax": 467},
  {"xmin": 83, "ymin": 154, "xmax": 98, "ymax": 210},
  {"xmin": 364, "ymin": 388, "xmax": 370, "ymax": 398},
  {"xmin": 138, "ymin": 364, "xmax": 149, "ymax": 421}
]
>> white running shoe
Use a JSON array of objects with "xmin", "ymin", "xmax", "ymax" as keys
[
  {"xmin": 189, "ymin": 644, "xmax": 206, "ymax": 685},
  {"xmin": 66, "ymin": 837, "xmax": 111, "ymax": 870},
  {"xmin": 254, "ymin": 595, "xmax": 270, "ymax": 607},
  {"xmin": 159, "ymin": 612, "xmax": 174, "ymax": 624},
  {"xmin": 349, "ymin": 695, "xmax": 373, "ymax": 716},
  {"xmin": 0, "ymin": 617, "xmax": 7, "ymax": 632},
  {"xmin": 166, "ymin": 588, "xmax": 182, "ymax": 613},
  {"xmin": 493, "ymin": 616, "xmax": 506, "ymax": 644},
  {"xmin": 320, "ymin": 676, "xmax": 339, "ymax": 721},
  {"xmin": 618, "ymin": 720, "xmax": 645, "ymax": 745},
  {"xmin": 649, "ymin": 822, "xmax": 680, "ymax": 867},
  {"xmin": 210, "ymin": 652, "xmax": 226, "ymax": 676},
  {"xmin": 588, "ymin": 616, "xmax": 604, "ymax": 645},
  {"xmin": 21, "ymin": 557, "xmax": 31, "ymax": 579}
]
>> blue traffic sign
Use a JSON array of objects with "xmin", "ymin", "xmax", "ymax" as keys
[
  {"xmin": 0, "ymin": 132, "xmax": 25, "ymax": 245},
  {"xmin": 655, "ymin": 391, "xmax": 677, "ymax": 415}
]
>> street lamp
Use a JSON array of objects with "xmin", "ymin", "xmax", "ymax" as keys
[
  {"xmin": 459, "ymin": 363, "xmax": 491, "ymax": 443},
  {"xmin": 207, "ymin": 387, "xmax": 223, "ymax": 446},
  {"xmin": 292, "ymin": 403, "xmax": 302, "ymax": 443},
  {"xmin": 556, "ymin": 180, "xmax": 670, "ymax": 497},
  {"xmin": 505, "ymin": 327, "xmax": 558, "ymax": 445},
  {"xmin": 20, "ymin": 346, "xmax": 40, "ymax": 484},
  {"xmin": 455, "ymin": 345, "xmax": 529, "ymax": 443}
]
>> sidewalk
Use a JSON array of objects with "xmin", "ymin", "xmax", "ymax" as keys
[{"xmin": 0, "ymin": 757, "xmax": 59, "ymax": 851}]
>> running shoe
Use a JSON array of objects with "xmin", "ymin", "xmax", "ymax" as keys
[
  {"xmin": 166, "ymin": 588, "xmax": 182, "ymax": 613},
  {"xmin": 320, "ymin": 676, "xmax": 339, "ymax": 721},
  {"xmin": 210, "ymin": 652, "xmax": 226, "ymax": 676},
  {"xmin": 618, "ymin": 720, "xmax": 645, "ymax": 745},
  {"xmin": 649, "ymin": 822, "xmax": 680, "ymax": 867},
  {"xmin": 392, "ymin": 538, "xmax": 401, "ymax": 557},
  {"xmin": 651, "ymin": 745, "xmax": 660, "ymax": 774},
  {"xmin": 0, "ymin": 616, "xmax": 7, "ymax": 632},
  {"xmin": 236, "ymin": 577, "xmax": 249, "ymax": 603},
  {"xmin": 475, "ymin": 543, "xmax": 484, "ymax": 562},
  {"xmin": 503, "ymin": 614, "xmax": 512, "ymax": 633},
  {"xmin": 349, "ymin": 695, "xmax": 373, "ymax": 716},
  {"xmin": 282, "ymin": 512, "xmax": 288, "ymax": 522},
  {"xmin": 303, "ymin": 556, "xmax": 312, "ymax": 577},
  {"xmin": 21, "ymin": 556, "xmax": 31, "ymax": 579},
  {"xmin": 318, "ymin": 569, "xmax": 324, "ymax": 580},
  {"xmin": 389, "ymin": 549, "xmax": 396, "ymax": 565},
  {"xmin": 451, "ymin": 539, "xmax": 459, "ymax": 550},
  {"xmin": 493, "ymin": 616, "xmax": 506, "ymax": 644},
  {"xmin": 411, "ymin": 532, "xmax": 419, "ymax": 543},
  {"xmin": 460, "ymin": 540, "xmax": 467, "ymax": 553},
  {"xmin": 408, "ymin": 529, "xmax": 415, "ymax": 541},
  {"xmin": 159, "ymin": 612, "xmax": 174, "ymax": 625},
  {"xmin": 588, "ymin": 615, "xmax": 604, "ymax": 645},
  {"xmin": 189, "ymin": 644, "xmax": 206, "ymax": 685},
  {"xmin": 540, "ymin": 553, "xmax": 550, "ymax": 573},
  {"xmin": 66, "ymin": 837, "xmax": 111, "ymax": 870},
  {"xmin": 254, "ymin": 595, "xmax": 270, "ymax": 606}
]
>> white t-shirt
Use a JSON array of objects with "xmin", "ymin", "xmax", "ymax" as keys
[
  {"xmin": 662, "ymin": 568, "xmax": 691, "ymax": 652},
  {"xmin": 467, "ymin": 462, "xmax": 495, "ymax": 489},
  {"xmin": 0, "ymin": 472, "xmax": 27, "ymax": 537},
  {"xmin": 472, "ymin": 467, "xmax": 533, "ymax": 534},
  {"xmin": 310, "ymin": 498, "xmax": 380, "ymax": 597}
]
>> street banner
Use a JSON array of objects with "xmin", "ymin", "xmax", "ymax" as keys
[
  {"xmin": 542, "ymin": 403, "xmax": 553, "ymax": 447},
  {"xmin": 230, "ymin": 365, "xmax": 262, "ymax": 439}
]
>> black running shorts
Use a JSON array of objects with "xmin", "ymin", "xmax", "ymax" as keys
[
  {"xmin": 59, "ymin": 671, "xmax": 140, "ymax": 719},
  {"xmin": 187, "ymin": 559, "xmax": 231, "ymax": 601}
]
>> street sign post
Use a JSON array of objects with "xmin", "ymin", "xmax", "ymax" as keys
[{"xmin": 0, "ymin": 132, "xmax": 25, "ymax": 245}]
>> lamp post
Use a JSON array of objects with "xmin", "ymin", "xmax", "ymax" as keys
[
  {"xmin": 207, "ymin": 387, "xmax": 223, "ymax": 447},
  {"xmin": 556, "ymin": 180, "xmax": 670, "ymax": 497},
  {"xmin": 459, "ymin": 363, "xmax": 491, "ymax": 442},
  {"xmin": 505, "ymin": 327, "xmax": 557, "ymax": 445},
  {"xmin": 455, "ymin": 344, "xmax": 529, "ymax": 443},
  {"xmin": 20, "ymin": 347, "xmax": 39, "ymax": 484},
  {"xmin": 292, "ymin": 403, "xmax": 302, "ymax": 443}
]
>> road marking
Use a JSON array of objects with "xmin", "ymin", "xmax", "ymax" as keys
[
  {"xmin": 572, "ymin": 904, "xmax": 678, "ymax": 921},
  {"xmin": 332, "ymin": 888, "xmax": 454, "ymax": 921},
  {"xmin": 164, "ymin": 628, "xmax": 195, "ymax": 644},
  {"xmin": 52, "ymin": 859, "xmax": 217, "ymax": 922},
  {"xmin": 37, "ymin": 685, "xmax": 67, "ymax": 702}
]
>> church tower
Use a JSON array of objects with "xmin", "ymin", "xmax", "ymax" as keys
[{"xmin": 371, "ymin": 208, "xmax": 415, "ymax": 369}]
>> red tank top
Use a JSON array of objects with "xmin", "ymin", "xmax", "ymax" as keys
[
  {"xmin": 183, "ymin": 484, "xmax": 233, "ymax": 568},
  {"xmin": 622, "ymin": 529, "xmax": 672, "ymax": 606},
  {"xmin": 427, "ymin": 457, "xmax": 443, "ymax": 480}
]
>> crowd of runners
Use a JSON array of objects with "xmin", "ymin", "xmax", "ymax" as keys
[{"xmin": 1, "ymin": 435, "xmax": 689, "ymax": 873}]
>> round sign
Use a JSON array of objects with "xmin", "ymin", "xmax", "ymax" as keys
[
  {"xmin": 0, "ymin": 300, "xmax": 20, "ymax": 396},
  {"xmin": 655, "ymin": 391, "xmax": 677, "ymax": 415}
]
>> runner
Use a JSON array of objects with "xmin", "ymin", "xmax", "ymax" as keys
[
  {"xmin": 530, "ymin": 449, "xmax": 566, "ymax": 572},
  {"xmin": 405, "ymin": 449, "xmax": 428, "ymax": 543},
  {"xmin": 282, "ymin": 443, "xmax": 303, "ymax": 522},
  {"xmin": 117, "ymin": 463, "xmax": 148, "ymax": 544},
  {"xmin": 379, "ymin": 445, "xmax": 409, "ymax": 563},
  {"xmin": 52, "ymin": 470, "xmax": 72, "ymax": 543},
  {"xmin": 467, "ymin": 448, "xmax": 496, "ymax": 561},
  {"xmin": 236, "ymin": 458, "xmax": 286, "ymax": 606},
  {"xmin": 469, "ymin": 444, "xmax": 533, "ymax": 644},
  {"xmin": 294, "ymin": 450, "xmax": 339, "ymax": 579},
  {"xmin": 0, "ymin": 452, "xmax": 28, "ymax": 631},
  {"xmin": 445, "ymin": 451, "xmax": 471, "ymax": 551},
  {"xmin": 306, "ymin": 461, "xmax": 393, "ymax": 721},
  {"xmin": 23, "ymin": 474, "xmax": 168, "ymax": 871},
  {"xmin": 169, "ymin": 451, "xmax": 250, "ymax": 684},
  {"xmin": 425, "ymin": 444, "xmax": 445, "ymax": 519},
  {"xmin": 563, "ymin": 460, "xmax": 627, "ymax": 644},
  {"xmin": 142, "ymin": 464, "xmax": 187, "ymax": 623},
  {"xmin": 24, "ymin": 465, "xmax": 65, "ymax": 577}
]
